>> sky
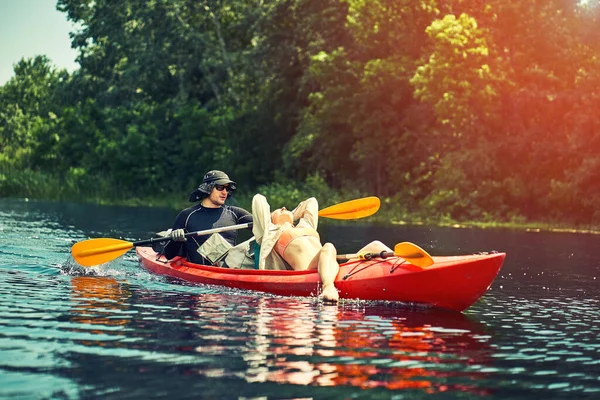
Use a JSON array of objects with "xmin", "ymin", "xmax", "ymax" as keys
[{"xmin": 0, "ymin": 0, "xmax": 79, "ymax": 85}]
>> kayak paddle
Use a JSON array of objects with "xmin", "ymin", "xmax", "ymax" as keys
[
  {"xmin": 71, "ymin": 223, "xmax": 252, "ymax": 267},
  {"xmin": 337, "ymin": 242, "xmax": 434, "ymax": 268},
  {"xmin": 72, "ymin": 196, "xmax": 380, "ymax": 267},
  {"xmin": 318, "ymin": 196, "xmax": 380, "ymax": 220}
]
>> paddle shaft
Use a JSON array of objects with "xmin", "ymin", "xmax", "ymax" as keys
[
  {"xmin": 74, "ymin": 223, "xmax": 253, "ymax": 258},
  {"xmin": 336, "ymin": 242, "xmax": 434, "ymax": 268},
  {"xmin": 336, "ymin": 251, "xmax": 395, "ymax": 261},
  {"xmin": 135, "ymin": 222, "xmax": 253, "ymax": 247}
]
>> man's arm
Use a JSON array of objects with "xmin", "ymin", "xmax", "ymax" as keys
[
  {"xmin": 163, "ymin": 211, "xmax": 187, "ymax": 259},
  {"xmin": 230, "ymin": 205, "xmax": 253, "ymax": 225}
]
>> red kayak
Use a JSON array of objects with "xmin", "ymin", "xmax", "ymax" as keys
[{"xmin": 136, "ymin": 247, "xmax": 505, "ymax": 312}]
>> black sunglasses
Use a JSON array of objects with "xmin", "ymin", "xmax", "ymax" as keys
[{"xmin": 214, "ymin": 184, "xmax": 233, "ymax": 192}]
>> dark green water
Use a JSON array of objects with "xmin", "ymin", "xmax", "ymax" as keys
[{"xmin": 0, "ymin": 198, "xmax": 598, "ymax": 399}]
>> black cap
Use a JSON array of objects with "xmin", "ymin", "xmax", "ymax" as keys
[
  {"xmin": 189, "ymin": 170, "xmax": 237, "ymax": 202},
  {"xmin": 202, "ymin": 170, "xmax": 235, "ymax": 186}
]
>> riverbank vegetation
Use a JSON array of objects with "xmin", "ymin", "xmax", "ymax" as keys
[{"xmin": 2, "ymin": 1, "xmax": 600, "ymax": 232}]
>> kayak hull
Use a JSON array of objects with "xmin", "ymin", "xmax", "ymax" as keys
[{"xmin": 136, "ymin": 247, "xmax": 505, "ymax": 312}]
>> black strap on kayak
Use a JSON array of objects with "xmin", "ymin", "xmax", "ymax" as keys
[{"xmin": 341, "ymin": 258, "xmax": 392, "ymax": 280}]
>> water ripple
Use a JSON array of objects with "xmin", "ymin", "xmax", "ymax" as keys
[{"xmin": 0, "ymin": 199, "xmax": 599, "ymax": 398}]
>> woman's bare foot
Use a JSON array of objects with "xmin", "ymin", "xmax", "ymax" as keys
[{"xmin": 320, "ymin": 284, "xmax": 339, "ymax": 303}]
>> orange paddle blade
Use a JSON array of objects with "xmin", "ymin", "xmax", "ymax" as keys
[
  {"xmin": 318, "ymin": 196, "xmax": 380, "ymax": 220},
  {"xmin": 394, "ymin": 242, "xmax": 434, "ymax": 268},
  {"xmin": 71, "ymin": 238, "xmax": 134, "ymax": 267}
]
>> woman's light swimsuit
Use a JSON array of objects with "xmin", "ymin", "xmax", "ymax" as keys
[{"xmin": 274, "ymin": 227, "xmax": 320, "ymax": 256}]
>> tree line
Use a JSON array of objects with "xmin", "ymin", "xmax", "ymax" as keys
[{"xmin": 1, "ymin": 0, "xmax": 599, "ymax": 227}]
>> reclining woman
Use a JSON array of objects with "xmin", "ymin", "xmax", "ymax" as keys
[
  {"xmin": 252, "ymin": 194, "xmax": 340, "ymax": 302},
  {"xmin": 252, "ymin": 194, "xmax": 393, "ymax": 303}
]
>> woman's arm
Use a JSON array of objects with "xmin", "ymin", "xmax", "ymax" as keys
[
  {"xmin": 251, "ymin": 194, "xmax": 271, "ymax": 245},
  {"xmin": 291, "ymin": 197, "xmax": 319, "ymax": 229}
]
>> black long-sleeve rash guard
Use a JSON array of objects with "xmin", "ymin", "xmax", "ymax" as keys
[{"xmin": 164, "ymin": 203, "xmax": 253, "ymax": 264}]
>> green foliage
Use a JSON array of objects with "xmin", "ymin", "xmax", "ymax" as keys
[
  {"xmin": 1, "ymin": 0, "xmax": 600, "ymax": 229},
  {"xmin": 246, "ymin": 172, "xmax": 365, "ymax": 210},
  {"xmin": 410, "ymin": 13, "xmax": 501, "ymax": 133}
]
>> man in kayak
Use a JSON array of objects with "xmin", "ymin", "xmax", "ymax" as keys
[
  {"xmin": 252, "ymin": 194, "xmax": 340, "ymax": 302},
  {"xmin": 164, "ymin": 170, "xmax": 253, "ymax": 264}
]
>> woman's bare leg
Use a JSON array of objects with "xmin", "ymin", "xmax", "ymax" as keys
[{"xmin": 317, "ymin": 243, "xmax": 339, "ymax": 302}]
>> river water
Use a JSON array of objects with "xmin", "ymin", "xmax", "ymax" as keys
[{"xmin": 0, "ymin": 198, "xmax": 598, "ymax": 399}]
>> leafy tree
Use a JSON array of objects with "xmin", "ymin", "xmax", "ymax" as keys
[
  {"xmin": 0, "ymin": 56, "xmax": 68, "ymax": 169},
  {"xmin": 2, "ymin": 0, "xmax": 599, "ymax": 226},
  {"xmin": 293, "ymin": 0, "xmax": 439, "ymax": 197}
]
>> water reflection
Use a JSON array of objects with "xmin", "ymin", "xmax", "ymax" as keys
[
  {"xmin": 70, "ymin": 276, "xmax": 132, "ymax": 336},
  {"xmin": 331, "ymin": 306, "xmax": 492, "ymax": 394},
  {"xmin": 185, "ymin": 295, "xmax": 493, "ymax": 394},
  {"xmin": 2, "ymin": 198, "xmax": 598, "ymax": 398}
]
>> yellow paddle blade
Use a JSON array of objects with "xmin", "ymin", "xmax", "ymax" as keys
[
  {"xmin": 318, "ymin": 196, "xmax": 380, "ymax": 220},
  {"xmin": 71, "ymin": 238, "xmax": 134, "ymax": 267},
  {"xmin": 394, "ymin": 242, "xmax": 434, "ymax": 268}
]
